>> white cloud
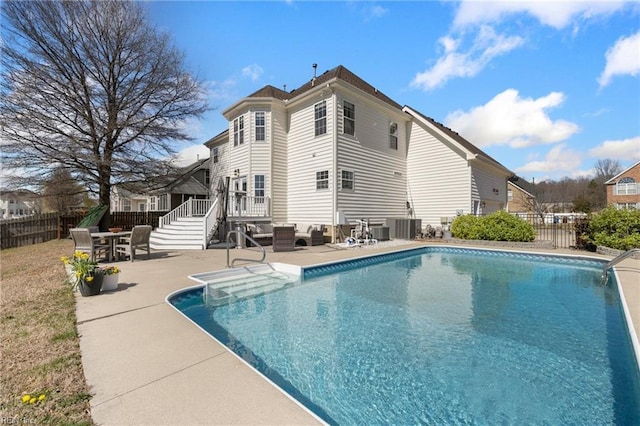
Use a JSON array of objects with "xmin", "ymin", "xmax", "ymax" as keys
[
  {"xmin": 588, "ymin": 136, "xmax": 640, "ymax": 160},
  {"xmin": 445, "ymin": 89, "xmax": 580, "ymax": 148},
  {"xmin": 173, "ymin": 144, "xmax": 210, "ymax": 167},
  {"xmin": 515, "ymin": 144, "xmax": 584, "ymax": 175},
  {"xmin": 598, "ymin": 31, "xmax": 640, "ymax": 88},
  {"xmin": 242, "ymin": 64, "xmax": 264, "ymax": 82},
  {"xmin": 453, "ymin": 0, "xmax": 628, "ymax": 30},
  {"xmin": 411, "ymin": 26, "xmax": 523, "ymax": 91},
  {"xmin": 363, "ymin": 5, "xmax": 388, "ymax": 22}
]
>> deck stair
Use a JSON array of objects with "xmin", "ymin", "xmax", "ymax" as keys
[
  {"xmin": 150, "ymin": 216, "xmax": 205, "ymax": 250},
  {"xmin": 189, "ymin": 264, "xmax": 301, "ymax": 306}
]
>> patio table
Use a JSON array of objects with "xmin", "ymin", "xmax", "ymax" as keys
[{"xmin": 91, "ymin": 231, "xmax": 132, "ymax": 262}]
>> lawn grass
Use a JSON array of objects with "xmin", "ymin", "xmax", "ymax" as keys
[{"xmin": 1, "ymin": 239, "xmax": 94, "ymax": 425}]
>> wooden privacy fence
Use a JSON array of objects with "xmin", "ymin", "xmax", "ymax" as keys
[{"xmin": 1, "ymin": 211, "xmax": 168, "ymax": 250}]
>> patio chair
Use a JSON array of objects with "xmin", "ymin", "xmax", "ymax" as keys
[
  {"xmin": 272, "ymin": 226, "xmax": 295, "ymax": 252},
  {"xmin": 115, "ymin": 225, "xmax": 152, "ymax": 262},
  {"xmin": 69, "ymin": 228, "xmax": 110, "ymax": 262}
]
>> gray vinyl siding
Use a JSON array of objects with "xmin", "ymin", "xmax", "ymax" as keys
[
  {"xmin": 228, "ymin": 112, "xmax": 251, "ymax": 179},
  {"xmin": 471, "ymin": 163, "xmax": 508, "ymax": 214},
  {"xmin": 211, "ymin": 142, "xmax": 228, "ymax": 191},
  {"xmin": 248, "ymin": 109, "xmax": 271, "ymax": 198},
  {"xmin": 335, "ymin": 95, "xmax": 407, "ymax": 225},
  {"xmin": 287, "ymin": 97, "xmax": 334, "ymax": 224},
  {"xmin": 271, "ymin": 106, "xmax": 288, "ymax": 222},
  {"xmin": 407, "ymin": 121, "xmax": 471, "ymax": 227}
]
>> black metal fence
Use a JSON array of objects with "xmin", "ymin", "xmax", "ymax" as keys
[{"xmin": 513, "ymin": 213, "xmax": 589, "ymax": 249}]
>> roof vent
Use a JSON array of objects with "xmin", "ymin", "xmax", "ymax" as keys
[{"xmin": 312, "ymin": 63, "xmax": 317, "ymax": 86}]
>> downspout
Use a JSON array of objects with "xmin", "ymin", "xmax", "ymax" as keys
[{"xmin": 331, "ymin": 84, "xmax": 338, "ymax": 243}]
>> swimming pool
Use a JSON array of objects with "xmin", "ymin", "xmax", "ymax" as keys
[{"xmin": 169, "ymin": 247, "xmax": 640, "ymax": 424}]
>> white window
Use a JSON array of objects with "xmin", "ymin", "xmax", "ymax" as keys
[
  {"xmin": 316, "ymin": 170, "xmax": 329, "ymax": 190},
  {"xmin": 137, "ymin": 202, "xmax": 146, "ymax": 212},
  {"xmin": 254, "ymin": 175, "xmax": 265, "ymax": 203},
  {"xmin": 149, "ymin": 196, "xmax": 157, "ymax": 211},
  {"xmin": 615, "ymin": 177, "xmax": 637, "ymax": 195},
  {"xmin": 255, "ymin": 111, "xmax": 265, "ymax": 141},
  {"xmin": 315, "ymin": 101, "xmax": 327, "ymax": 136},
  {"xmin": 213, "ymin": 147, "xmax": 219, "ymax": 163},
  {"xmin": 233, "ymin": 116, "xmax": 244, "ymax": 146},
  {"xmin": 508, "ymin": 189, "xmax": 513, "ymax": 201},
  {"xmin": 122, "ymin": 199, "xmax": 131, "ymax": 212},
  {"xmin": 389, "ymin": 121, "xmax": 398, "ymax": 150},
  {"xmin": 159, "ymin": 194, "xmax": 169, "ymax": 211},
  {"xmin": 343, "ymin": 101, "xmax": 355, "ymax": 136},
  {"xmin": 341, "ymin": 170, "xmax": 354, "ymax": 190}
]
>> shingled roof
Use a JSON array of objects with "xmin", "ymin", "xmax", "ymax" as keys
[
  {"xmin": 404, "ymin": 106, "xmax": 510, "ymax": 173},
  {"xmin": 248, "ymin": 65, "xmax": 403, "ymax": 110}
]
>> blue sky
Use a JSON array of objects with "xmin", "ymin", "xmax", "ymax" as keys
[{"xmin": 146, "ymin": 1, "xmax": 640, "ymax": 182}]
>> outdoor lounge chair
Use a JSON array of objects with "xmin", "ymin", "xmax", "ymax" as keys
[
  {"xmin": 115, "ymin": 225, "xmax": 152, "ymax": 262},
  {"xmin": 69, "ymin": 228, "xmax": 110, "ymax": 262},
  {"xmin": 272, "ymin": 226, "xmax": 295, "ymax": 252}
]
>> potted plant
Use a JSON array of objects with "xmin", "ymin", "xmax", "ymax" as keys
[
  {"xmin": 100, "ymin": 265, "xmax": 120, "ymax": 291},
  {"xmin": 61, "ymin": 251, "xmax": 103, "ymax": 296}
]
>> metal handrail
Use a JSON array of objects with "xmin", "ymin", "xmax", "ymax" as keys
[
  {"xmin": 602, "ymin": 248, "xmax": 640, "ymax": 283},
  {"xmin": 226, "ymin": 230, "xmax": 266, "ymax": 268}
]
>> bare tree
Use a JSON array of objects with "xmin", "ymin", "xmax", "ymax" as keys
[
  {"xmin": 593, "ymin": 159, "xmax": 622, "ymax": 182},
  {"xmin": 42, "ymin": 166, "xmax": 85, "ymax": 213},
  {"xmin": 1, "ymin": 0, "xmax": 208, "ymax": 208}
]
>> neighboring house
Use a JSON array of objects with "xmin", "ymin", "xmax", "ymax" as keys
[
  {"xmin": 148, "ymin": 157, "xmax": 211, "ymax": 211},
  {"xmin": 506, "ymin": 179, "xmax": 535, "ymax": 214},
  {"xmin": 205, "ymin": 65, "xmax": 513, "ymax": 241},
  {"xmin": 605, "ymin": 160, "xmax": 640, "ymax": 209},
  {"xmin": 0, "ymin": 190, "xmax": 39, "ymax": 219},
  {"xmin": 111, "ymin": 184, "xmax": 149, "ymax": 212},
  {"xmin": 111, "ymin": 158, "xmax": 212, "ymax": 212}
]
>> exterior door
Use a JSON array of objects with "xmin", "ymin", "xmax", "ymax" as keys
[{"xmin": 232, "ymin": 176, "xmax": 247, "ymax": 215}]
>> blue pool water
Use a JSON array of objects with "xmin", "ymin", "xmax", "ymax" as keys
[{"xmin": 170, "ymin": 247, "xmax": 640, "ymax": 425}]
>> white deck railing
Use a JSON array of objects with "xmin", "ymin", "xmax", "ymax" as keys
[
  {"xmin": 227, "ymin": 194, "xmax": 271, "ymax": 219},
  {"xmin": 203, "ymin": 200, "xmax": 219, "ymax": 249},
  {"xmin": 159, "ymin": 198, "xmax": 216, "ymax": 228}
]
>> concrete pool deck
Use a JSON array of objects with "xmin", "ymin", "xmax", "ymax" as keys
[{"xmin": 75, "ymin": 241, "xmax": 640, "ymax": 425}]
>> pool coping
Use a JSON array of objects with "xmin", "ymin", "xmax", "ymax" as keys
[{"xmin": 75, "ymin": 241, "xmax": 640, "ymax": 425}]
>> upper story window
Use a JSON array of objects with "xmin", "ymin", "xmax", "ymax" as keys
[
  {"xmin": 343, "ymin": 101, "xmax": 355, "ymax": 136},
  {"xmin": 341, "ymin": 170, "xmax": 354, "ymax": 190},
  {"xmin": 213, "ymin": 147, "xmax": 219, "ymax": 163},
  {"xmin": 389, "ymin": 121, "xmax": 398, "ymax": 150},
  {"xmin": 615, "ymin": 177, "xmax": 637, "ymax": 195},
  {"xmin": 255, "ymin": 111, "xmax": 265, "ymax": 141},
  {"xmin": 315, "ymin": 101, "xmax": 327, "ymax": 136},
  {"xmin": 233, "ymin": 116, "xmax": 244, "ymax": 146},
  {"xmin": 254, "ymin": 174, "xmax": 265, "ymax": 203},
  {"xmin": 316, "ymin": 170, "xmax": 329, "ymax": 190},
  {"xmin": 205, "ymin": 169, "xmax": 210, "ymax": 186}
]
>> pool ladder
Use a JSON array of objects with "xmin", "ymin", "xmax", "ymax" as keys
[
  {"xmin": 226, "ymin": 229, "xmax": 266, "ymax": 268},
  {"xmin": 601, "ymin": 248, "xmax": 640, "ymax": 284}
]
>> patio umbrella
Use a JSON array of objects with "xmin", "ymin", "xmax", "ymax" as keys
[{"xmin": 215, "ymin": 177, "xmax": 227, "ymax": 240}]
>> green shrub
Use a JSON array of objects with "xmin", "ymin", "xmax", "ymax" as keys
[
  {"xmin": 451, "ymin": 211, "xmax": 536, "ymax": 242},
  {"xmin": 585, "ymin": 206, "xmax": 640, "ymax": 250}
]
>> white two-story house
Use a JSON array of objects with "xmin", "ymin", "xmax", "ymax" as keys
[{"xmin": 204, "ymin": 65, "xmax": 512, "ymax": 242}]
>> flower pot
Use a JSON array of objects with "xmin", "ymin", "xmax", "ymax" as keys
[
  {"xmin": 102, "ymin": 273, "xmax": 119, "ymax": 291},
  {"xmin": 78, "ymin": 273, "xmax": 103, "ymax": 297}
]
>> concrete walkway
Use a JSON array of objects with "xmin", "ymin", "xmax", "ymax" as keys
[{"xmin": 75, "ymin": 242, "xmax": 640, "ymax": 425}]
